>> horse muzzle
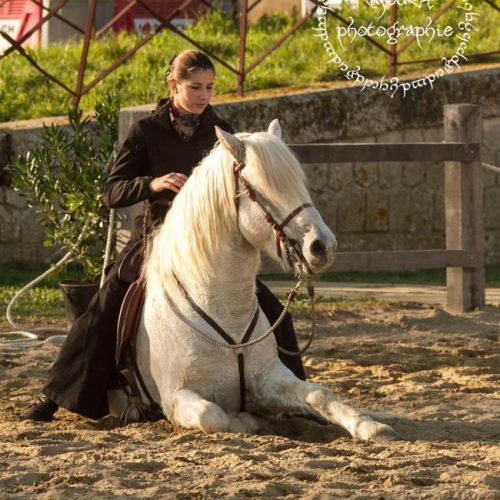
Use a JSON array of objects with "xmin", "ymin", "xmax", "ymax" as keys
[{"xmin": 302, "ymin": 230, "xmax": 337, "ymax": 273}]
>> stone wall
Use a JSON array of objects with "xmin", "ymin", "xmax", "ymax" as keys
[{"xmin": 0, "ymin": 66, "xmax": 499, "ymax": 266}]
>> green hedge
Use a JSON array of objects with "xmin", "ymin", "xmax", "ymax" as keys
[{"xmin": 0, "ymin": 4, "xmax": 498, "ymax": 122}]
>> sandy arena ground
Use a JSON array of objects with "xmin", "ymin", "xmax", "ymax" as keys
[{"xmin": 0, "ymin": 300, "xmax": 499, "ymax": 499}]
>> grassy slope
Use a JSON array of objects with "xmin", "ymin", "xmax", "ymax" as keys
[{"xmin": 0, "ymin": 4, "xmax": 498, "ymax": 122}]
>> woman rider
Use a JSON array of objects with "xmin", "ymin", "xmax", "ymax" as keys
[{"xmin": 21, "ymin": 50, "xmax": 305, "ymax": 422}]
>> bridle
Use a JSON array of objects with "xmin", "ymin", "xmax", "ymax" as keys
[
  {"xmin": 233, "ymin": 160, "xmax": 314, "ymax": 275},
  {"xmin": 167, "ymin": 142, "xmax": 318, "ymax": 358},
  {"xmin": 232, "ymin": 156, "xmax": 314, "ymax": 277}
]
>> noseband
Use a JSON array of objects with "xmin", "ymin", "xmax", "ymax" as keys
[{"xmin": 233, "ymin": 159, "xmax": 313, "ymax": 275}]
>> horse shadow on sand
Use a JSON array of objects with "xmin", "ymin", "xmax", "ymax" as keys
[{"xmin": 266, "ymin": 414, "xmax": 500, "ymax": 445}]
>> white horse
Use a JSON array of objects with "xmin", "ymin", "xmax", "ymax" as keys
[{"xmin": 112, "ymin": 120, "xmax": 400, "ymax": 441}]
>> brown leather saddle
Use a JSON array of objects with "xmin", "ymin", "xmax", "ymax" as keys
[
  {"xmin": 115, "ymin": 235, "xmax": 146, "ymax": 366},
  {"xmin": 115, "ymin": 278, "xmax": 145, "ymax": 367}
]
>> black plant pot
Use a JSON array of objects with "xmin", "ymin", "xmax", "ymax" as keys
[{"xmin": 60, "ymin": 280, "xmax": 99, "ymax": 329}]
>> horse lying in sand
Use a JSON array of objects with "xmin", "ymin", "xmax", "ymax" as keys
[{"xmin": 110, "ymin": 120, "xmax": 401, "ymax": 441}]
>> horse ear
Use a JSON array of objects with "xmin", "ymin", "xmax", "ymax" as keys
[
  {"xmin": 215, "ymin": 126, "xmax": 245, "ymax": 163},
  {"xmin": 268, "ymin": 119, "xmax": 281, "ymax": 138}
]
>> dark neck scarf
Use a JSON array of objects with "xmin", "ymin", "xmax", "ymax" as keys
[{"xmin": 169, "ymin": 101, "xmax": 201, "ymax": 128}]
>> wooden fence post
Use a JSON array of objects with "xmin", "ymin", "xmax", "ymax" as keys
[{"xmin": 444, "ymin": 104, "xmax": 485, "ymax": 312}]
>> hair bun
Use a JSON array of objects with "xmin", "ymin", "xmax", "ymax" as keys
[{"xmin": 165, "ymin": 50, "xmax": 215, "ymax": 85}]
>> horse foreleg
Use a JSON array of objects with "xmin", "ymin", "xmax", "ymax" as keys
[
  {"xmin": 258, "ymin": 364, "xmax": 401, "ymax": 441},
  {"xmin": 171, "ymin": 388, "xmax": 260, "ymax": 434}
]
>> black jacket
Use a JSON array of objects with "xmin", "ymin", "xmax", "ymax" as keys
[{"xmin": 103, "ymin": 98, "xmax": 233, "ymax": 226}]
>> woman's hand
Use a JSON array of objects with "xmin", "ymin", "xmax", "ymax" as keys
[{"xmin": 150, "ymin": 172, "xmax": 188, "ymax": 193}]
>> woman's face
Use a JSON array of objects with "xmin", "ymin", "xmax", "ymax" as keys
[{"xmin": 170, "ymin": 69, "xmax": 214, "ymax": 115}]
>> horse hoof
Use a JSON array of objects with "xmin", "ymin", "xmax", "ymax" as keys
[
  {"xmin": 228, "ymin": 413, "xmax": 260, "ymax": 434},
  {"xmin": 238, "ymin": 412, "xmax": 261, "ymax": 434},
  {"xmin": 374, "ymin": 425, "xmax": 403, "ymax": 442},
  {"xmin": 356, "ymin": 421, "xmax": 403, "ymax": 442},
  {"xmin": 229, "ymin": 417, "xmax": 249, "ymax": 434}
]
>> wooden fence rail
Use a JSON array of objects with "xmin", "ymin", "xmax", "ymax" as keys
[
  {"xmin": 289, "ymin": 103, "xmax": 485, "ymax": 312},
  {"xmin": 118, "ymin": 103, "xmax": 484, "ymax": 312},
  {"xmin": 289, "ymin": 143, "xmax": 480, "ymax": 163}
]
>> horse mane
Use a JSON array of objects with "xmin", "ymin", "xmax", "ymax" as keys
[{"xmin": 144, "ymin": 131, "xmax": 311, "ymax": 285}]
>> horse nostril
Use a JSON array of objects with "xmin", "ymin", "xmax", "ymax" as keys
[{"xmin": 310, "ymin": 239, "xmax": 326, "ymax": 257}]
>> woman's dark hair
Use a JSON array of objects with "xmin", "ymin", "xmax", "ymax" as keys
[{"xmin": 165, "ymin": 50, "xmax": 215, "ymax": 83}]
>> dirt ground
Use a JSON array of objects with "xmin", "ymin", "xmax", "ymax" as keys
[{"xmin": 0, "ymin": 300, "xmax": 499, "ymax": 499}]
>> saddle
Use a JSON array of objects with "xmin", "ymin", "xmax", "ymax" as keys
[
  {"xmin": 115, "ymin": 236, "xmax": 146, "ymax": 374},
  {"xmin": 115, "ymin": 278, "xmax": 145, "ymax": 367}
]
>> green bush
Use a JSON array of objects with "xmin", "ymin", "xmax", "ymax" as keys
[{"xmin": 9, "ymin": 94, "xmax": 119, "ymax": 278}]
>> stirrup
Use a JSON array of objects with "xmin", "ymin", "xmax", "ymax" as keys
[
  {"xmin": 119, "ymin": 402, "xmax": 147, "ymax": 426},
  {"xmin": 117, "ymin": 369, "xmax": 164, "ymax": 425}
]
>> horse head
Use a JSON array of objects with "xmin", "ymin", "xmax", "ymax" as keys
[{"xmin": 215, "ymin": 120, "xmax": 337, "ymax": 274}]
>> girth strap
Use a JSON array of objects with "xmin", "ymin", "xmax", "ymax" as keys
[{"xmin": 173, "ymin": 273, "xmax": 259, "ymax": 412}]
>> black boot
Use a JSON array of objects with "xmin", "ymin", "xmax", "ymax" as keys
[{"xmin": 20, "ymin": 394, "xmax": 59, "ymax": 422}]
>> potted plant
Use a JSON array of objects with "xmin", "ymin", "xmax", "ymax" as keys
[{"xmin": 9, "ymin": 94, "xmax": 119, "ymax": 326}]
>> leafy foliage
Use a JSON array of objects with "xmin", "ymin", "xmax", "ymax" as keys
[{"xmin": 9, "ymin": 94, "xmax": 119, "ymax": 278}]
